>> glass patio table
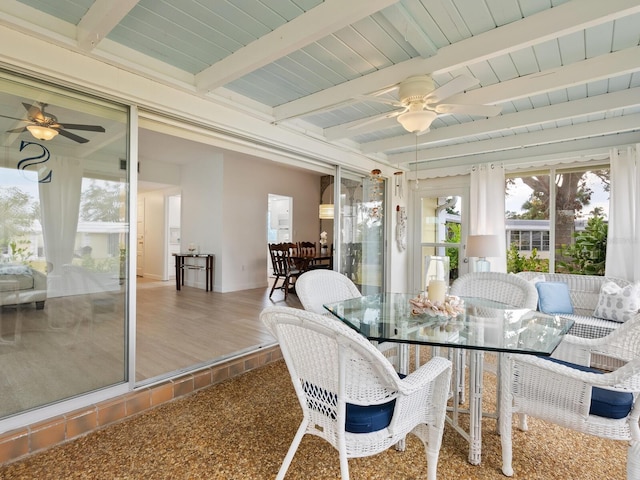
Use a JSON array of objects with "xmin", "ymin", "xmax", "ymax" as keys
[{"xmin": 323, "ymin": 293, "xmax": 574, "ymax": 465}]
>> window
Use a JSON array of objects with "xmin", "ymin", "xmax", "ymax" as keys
[{"xmin": 506, "ymin": 165, "xmax": 609, "ymax": 274}]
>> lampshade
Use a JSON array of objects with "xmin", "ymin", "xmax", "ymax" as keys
[
  {"xmin": 319, "ymin": 204, "xmax": 334, "ymax": 219},
  {"xmin": 466, "ymin": 234, "xmax": 501, "ymax": 258},
  {"xmin": 26, "ymin": 125, "xmax": 58, "ymax": 141},
  {"xmin": 397, "ymin": 110, "xmax": 437, "ymax": 133}
]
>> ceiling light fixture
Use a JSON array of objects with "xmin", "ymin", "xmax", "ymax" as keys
[
  {"xmin": 318, "ymin": 203, "xmax": 334, "ymax": 219},
  {"xmin": 319, "ymin": 177, "xmax": 334, "ymax": 219},
  {"xmin": 397, "ymin": 105, "xmax": 437, "ymax": 133},
  {"xmin": 26, "ymin": 125, "xmax": 58, "ymax": 141}
]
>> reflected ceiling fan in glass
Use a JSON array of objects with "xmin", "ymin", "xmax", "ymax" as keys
[{"xmin": 1, "ymin": 102, "xmax": 105, "ymax": 143}]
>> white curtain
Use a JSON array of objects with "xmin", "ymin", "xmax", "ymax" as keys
[
  {"xmin": 469, "ymin": 163, "xmax": 506, "ymax": 272},
  {"xmin": 606, "ymin": 146, "xmax": 640, "ymax": 281},
  {"xmin": 38, "ymin": 156, "xmax": 82, "ymax": 277}
]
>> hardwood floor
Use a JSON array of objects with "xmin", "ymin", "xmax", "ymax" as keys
[
  {"xmin": 0, "ymin": 276, "xmax": 300, "ymax": 418},
  {"xmin": 135, "ymin": 277, "xmax": 301, "ymax": 381}
]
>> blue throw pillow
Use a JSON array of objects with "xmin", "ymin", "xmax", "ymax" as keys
[{"xmin": 535, "ymin": 282, "xmax": 573, "ymax": 314}]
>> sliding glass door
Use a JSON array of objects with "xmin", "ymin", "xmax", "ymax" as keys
[
  {"xmin": 338, "ymin": 168, "xmax": 386, "ymax": 295},
  {"xmin": 0, "ymin": 71, "xmax": 129, "ymax": 420}
]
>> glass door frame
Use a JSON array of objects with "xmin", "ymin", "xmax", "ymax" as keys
[
  {"xmin": 335, "ymin": 166, "xmax": 387, "ymax": 295},
  {"xmin": 410, "ymin": 179, "xmax": 469, "ymax": 293}
]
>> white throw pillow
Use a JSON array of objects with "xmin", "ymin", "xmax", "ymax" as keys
[{"xmin": 593, "ymin": 280, "xmax": 640, "ymax": 323}]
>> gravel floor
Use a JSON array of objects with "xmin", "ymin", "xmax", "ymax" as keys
[{"xmin": 0, "ymin": 360, "xmax": 627, "ymax": 479}]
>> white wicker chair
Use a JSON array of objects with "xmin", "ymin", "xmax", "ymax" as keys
[
  {"xmin": 500, "ymin": 313, "xmax": 640, "ymax": 478},
  {"xmin": 261, "ymin": 306, "xmax": 452, "ymax": 480},
  {"xmin": 295, "ymin": 269, "xmax": 362, "ymax": 315},
  {"xmin": 295, "ymin": 269, "xmax": 401, "ymax": 369},
  {"xmin": 449, "ymin": 272, "xmax": 539, "ymax": 401},
  {"xmin": 449, "ymin": 272, "xmax": 539, "ymax": 310}
]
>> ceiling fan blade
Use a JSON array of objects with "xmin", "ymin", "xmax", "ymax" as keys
[
  {"xmin": 58, "ymin": 123, "xmax": 106, "ymax": 132},
  {"xmin": 424, "ymin": 75, "xmax": 480, "ymax": 104},
  {"xmin": 22, "ymin": 102, "xmax": 45, "ymax": 123},
  {"xmin": 434, "ymin": 103, "xmax": 502, "ymax": 117},
  {"xmin": 6, "ymin": 127, "xmax": 28, "ymax": 134},
  {"xmin": 355, "ymin": 95, "xmax": 403, "ymax": 108},
  {"xmin": 347, "ymin": 109, "xmax": 405, "ymax": 130},
  {"xmin": 56, "ymin": 128, "xmax": 89, "ymax": 143},
  {"xmin": 367, "ymin": 82, "xmax": 401, "ymax": 97},
  {"xmin": 0, "ymin": 113, "xmax": 28, "ymax": 122}
]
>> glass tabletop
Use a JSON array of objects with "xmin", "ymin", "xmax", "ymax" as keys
[{"xmin": 324, "ymin": 293, "xmax": 574, "ymax": 355}]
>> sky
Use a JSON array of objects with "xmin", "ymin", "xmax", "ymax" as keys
[{"xmin": 505, "ymin": 172, "xmax": 609, "ymax": 220}]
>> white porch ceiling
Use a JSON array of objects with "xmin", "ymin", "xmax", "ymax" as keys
[{"xmin": 1, "ymin": 0, "xmax": 639, "ymax": 170}]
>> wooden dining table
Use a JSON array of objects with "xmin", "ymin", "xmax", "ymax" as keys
[{"xmin": 290, "ymin": 251, "xmax": 331, "ymax": 273}]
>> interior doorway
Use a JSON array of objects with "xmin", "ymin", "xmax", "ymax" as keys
[
  {"xmin": 267, "ymin": 194, "xmax": 292, "ymax": 275},
  {"xmin": 167, "ymin": 194, "xmax": 181, "ymax": 280}
]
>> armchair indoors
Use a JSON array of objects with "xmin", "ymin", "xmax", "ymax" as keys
[
  {"xmin": 499, "ymin": 313, "xmax": 640, "ymax": 478},
  {"xmin": 261, "ymin": 306, "xmax": 452, "ymax": 480}
]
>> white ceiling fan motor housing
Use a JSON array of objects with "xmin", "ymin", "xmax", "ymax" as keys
[{"xmin": 398, "ymin": 75, "xmax": 435, "ymax": 104}]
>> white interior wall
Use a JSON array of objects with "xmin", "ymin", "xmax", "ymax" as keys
[
  {"xmin": 222, "ymin": 152, "xmax": 321, "ymax": 292},
  {"xmin": 139, "ymin": 159, "xmax": 181, "ymax": 185},
  {"xmin": 180, "ymin": 156, "xmax": 224, "ymax": 290}
]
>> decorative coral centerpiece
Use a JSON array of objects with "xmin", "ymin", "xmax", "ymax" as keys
[{"xmin": 409, "ymin": 292, "xmax": 465, "ymax": 319}]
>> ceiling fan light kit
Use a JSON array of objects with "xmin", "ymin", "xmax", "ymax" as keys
[
  {"xmin": 26, "ymin": 124, "xmax": 58, "ymax": 141},
  {"xmin": 397, "ymin": 109, "xmax": 437, "ymax": 133},
  {"xmin": 355, "ymin": 74, "xmax": 500, "ymax": 134}
]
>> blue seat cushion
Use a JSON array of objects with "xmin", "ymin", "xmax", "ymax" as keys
[
  {"xmin": 303, "ymin": 373, "xmax": 405, "ymax": 433},
  {"xmin": 543, "ymin": 357, "xmax": 633, "ymax": 419},
  {"xmin": 345, "ymin": 400, "xmax": 396, "ymax": 433}
]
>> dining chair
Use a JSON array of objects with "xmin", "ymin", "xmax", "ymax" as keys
[
  {"xmin": 342, "ymin": 242, "xmax": 362, "ymax": 283},
  {"xmin": 261, "ymin": 306, "xmax": 452, "ymax": 480},
  {"xmin": 449, "ymin": 272, "xmax": 539, "ymax": 402},
  {"xmin": 297, "ymin": 241, "xmax": 316, "ymax": 257},
  {"xmin": 295, "ymin": 269, "xmax": 360, "ymax": 315},
  {"xmin": 296, "ymin": 269, "xmax": 400, "ymax": 371},
  {"xmin": 500, "ymin": 312, "xmax": 640, "ymax": 478},
  {"xmin": 449, "ymin": 272, "xmax": 539, "ymax": 310},
  {"xmin": 268, "ymin": 243, "xmax": 301, "ymax": 301}
]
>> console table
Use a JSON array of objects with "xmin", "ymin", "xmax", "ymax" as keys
[{"xmin": 172, "ymin": 253, "xmax": 214, "ymax": 292}]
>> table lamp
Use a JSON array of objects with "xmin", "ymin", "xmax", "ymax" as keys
[{"xmin": 466, "ymin": 234, "xmax": 500, "ymax": 272}]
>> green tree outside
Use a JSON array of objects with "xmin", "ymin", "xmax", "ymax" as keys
[
  {"xmin": 556, "ymin": 214, "xmax": 608, "ymax": 275},
  {"xmin": 0, "ymin": 186, "xmax": 38, "ymax": 260}
]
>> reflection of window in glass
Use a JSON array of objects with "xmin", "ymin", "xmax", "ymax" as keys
[{"xmin": 0, "ymin": 71, "xmax": 128, "ymax": 421}]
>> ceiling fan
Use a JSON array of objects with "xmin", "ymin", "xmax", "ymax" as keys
[
  {"xmin": 1, "ymin": 102, "xmax": 105, "ymax": 143},
  {"xmin": 352, "ymin": 74, "xmax": 502, "ymax": 134}
]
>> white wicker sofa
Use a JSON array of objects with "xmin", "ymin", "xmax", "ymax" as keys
[
  {"xmin": 0, "ymin": 265, "xmax": 47, "ymax": 309},
  {"xmin": 516, "ymin": 271, "xmax": 639, "ymax": 339}
]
